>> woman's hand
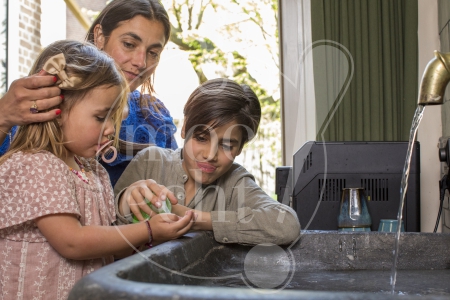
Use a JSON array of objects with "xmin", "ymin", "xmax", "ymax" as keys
[
  {"xmin": 120, "ymin": 179, "xmax": 178, "ymax": 221},
  {"xmin": 0, "ymin": 70, "xmax": 62, "ymax": 132}
]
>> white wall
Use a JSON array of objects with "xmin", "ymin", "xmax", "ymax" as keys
[
  {"xmin": 7, "ymin": 0, "xmax": 19, "ymax": 88},
  {"xmin": 417, "ymin": 0, "xmax": 442, "ymax": 232},
  {"xmin": 41, "ymin": 0, "xmax": 66, "ymax": 47},
  {"xmin": 7, "ymin": 0, "xmax": 66, "ymax": 89}
]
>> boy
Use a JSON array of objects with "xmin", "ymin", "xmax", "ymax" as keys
[{"xmin": 114, "ymin": 78, "xmax": 300, "ymax": 245}]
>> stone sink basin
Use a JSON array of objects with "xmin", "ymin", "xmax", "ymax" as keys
[{"xmin": 68, "ymin": 231, "xmax": 450, "ymax": 299}]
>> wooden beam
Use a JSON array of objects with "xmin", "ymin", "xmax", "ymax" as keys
[{"xmin": 63, "ymin": 0, "xmax": 91, "ymax": 30}]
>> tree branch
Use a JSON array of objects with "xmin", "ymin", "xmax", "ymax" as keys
[
  {"xmin": 172, "ymin": 0, "xmax": 183, "ymax": 32},
  {"xmin": 170, "ymin": 24, "xmax": 189, "ymax": 50},
  {"xmin": 230, "ymin": 0, "xmax": 279, "ymax": 68},
  {"xmin": 195, "ymin": 0, "xmax": 212, "ymax": 30},
  {"xmin": 185, "ymin": 0, "xmax": 193, "ymax": 30}
]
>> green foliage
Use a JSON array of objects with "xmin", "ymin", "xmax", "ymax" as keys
[
  {"xmin": 102, "ymin": 0, "xmax": 282, "ymax": 193},
  {"xmin": 162, "ymin": 0, "xmax": 281, "ymax": 193}
]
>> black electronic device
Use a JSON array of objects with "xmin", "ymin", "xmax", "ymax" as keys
[{"xmin": 290, "ymin": 141, "xmax": 420, "ymax": 232}]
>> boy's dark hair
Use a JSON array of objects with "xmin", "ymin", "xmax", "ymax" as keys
[{"xmin": 183, "ymin": 78, "xmax": 261, "ymax": 149}]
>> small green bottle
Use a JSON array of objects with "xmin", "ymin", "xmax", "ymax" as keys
[{"xmin": 132, "ymin": 198, "xmax": 172, "ymax": 223}]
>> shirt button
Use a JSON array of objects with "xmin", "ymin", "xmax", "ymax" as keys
[
  {"xmin": 222, "ymin": 237, "xmax": 229, "ymax": 243},
  {"xmin": 176, "ymin": 192, "xmax": 184, "ymax": 201},
  {"xmin": 182, "ymin": 174, "xmax": 188, "ymax": 182}
]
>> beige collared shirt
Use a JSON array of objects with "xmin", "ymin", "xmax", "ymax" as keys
[{"xmin": 114, "ymin": 146, "xmax": 300, "ymax": 246}]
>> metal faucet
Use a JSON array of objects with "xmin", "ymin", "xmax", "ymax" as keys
[{"xmin": 418, "ymin": 51, "xmax": 450, "ymax": 105}]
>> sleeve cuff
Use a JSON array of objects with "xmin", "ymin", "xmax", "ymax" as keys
[
  {"xmin": 210, "ymin": 210, "xmax": 239, "ymax": 244},
  {"xmin": 114, "ymin": 188, "xmax": 133, "ymax": 225}
]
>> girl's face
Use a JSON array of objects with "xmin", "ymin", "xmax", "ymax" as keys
[
  {"xmin": 60, "ymin": 85, "xmax": 120, "ymax": 161},
  {"xmin": 181, "ymin": 120, "xmax": 243, "ymax": 186},
  {"xmin": 94, "ymin": 15, "xmax": 166, "ymax": 91}
]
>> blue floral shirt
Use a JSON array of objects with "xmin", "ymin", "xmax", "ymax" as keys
[
  {"xmin": 101, "ymin": 90, "xmax": 178, "ymax": 186},
  {"xmin": 0, "ymin": 126, "xmax": 17, "ymax": 156}
]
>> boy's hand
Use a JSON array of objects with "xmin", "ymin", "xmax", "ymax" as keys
[{"xmin": 121, "ymin": 179, "xmax": 178, "ymax": 221}]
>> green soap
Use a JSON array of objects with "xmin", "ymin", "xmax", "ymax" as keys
[{"xmin": 132, "ymin": 198, "xmax": 172, "ymax": 223}]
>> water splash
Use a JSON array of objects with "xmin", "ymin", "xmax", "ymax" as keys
[{"xmin": 390, "ymin": 105, "xmax": 425, "ymax": 294}]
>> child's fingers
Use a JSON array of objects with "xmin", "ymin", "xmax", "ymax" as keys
[
  {"xmin": 173, "ymin": 211, "xmax": 195, "ymax": 235},
  {"xmin": 158, "ymin": 213, "xmax": 181, "ymax": 223},
  {"xmin": 128, "ymin": 199, "xmax": 144, "ymax": 221},
  {"xmin": 150, "ymin": 212, "xmax": 194, "ymax": 242},
  {"xmin": 128, "ymin": 188, "xmax": 152, "ymax": 219},
  {"xmin": 144, "ymin": 179, "xmax": 178, "ymax": 207},
  {"xmin": 143, "ymin": 179, "xmax": 164, "ymax": 208},
  {"xmin": 165, "ymin": 190, "xmax": 178, "ymax": 206},
  {"xmin": 140, "ymin": 185, "xmax": 160, "ymax": 208}
]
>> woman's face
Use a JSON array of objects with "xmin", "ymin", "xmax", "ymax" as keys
[{"xmin": 94, "ymin": 15, "xmax": 166, "ymax": 91}]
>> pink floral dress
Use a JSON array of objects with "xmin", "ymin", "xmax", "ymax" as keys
[{"xmin": 0, "ymin": 151, "xmax": 116, "ymax": 300}]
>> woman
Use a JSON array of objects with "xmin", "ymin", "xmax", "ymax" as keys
[
  {"xmin": 86, "ymin": 0, "xmax": 178, "ymax": 186},
  {"xmin": 0, "ymin": 0, "xmax": 178, "ymax": 186}
]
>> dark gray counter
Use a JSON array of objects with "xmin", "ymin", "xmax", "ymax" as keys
[{"xmin": 69, "ymin": 231, "xmax": 450, "ymax": 300}]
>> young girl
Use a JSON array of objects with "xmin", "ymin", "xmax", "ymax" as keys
[
  {"xmin": 1, "ymin": 0, "xmax": 178, "ymax": 188},
  {"xmin": 114, "ymin": 78, "xmax": 301, "ymax": 246},
  {"xmin": 0, "ymin": 40, "xmax": 194, "ymax": 300}
]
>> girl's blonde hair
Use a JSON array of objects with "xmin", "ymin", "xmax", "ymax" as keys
[{"xmin": 0, "ymin": 40, "xmax": 128, "ymax": 165}]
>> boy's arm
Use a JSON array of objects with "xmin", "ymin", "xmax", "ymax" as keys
[
  {"xmin": 116, "ymin": 179, "xmax": 178, "ymax": 224},
  {"xmin": 114, "ymin": 164, "xmax": 146, "ymax": 224},
  {"xmin": 114, "ymin": 148, "xmax": 154, "ymax": 224},
  {"xmin": 210, "ymin": 176, "xmax": 300, "ymax": 246},
  {"xmin": 114, "ymin": 147, "xmax": 178, "ymax": 224},
  {"xmin": 114, "ymin": 150, "xmax": 149, "ymax": 200}
]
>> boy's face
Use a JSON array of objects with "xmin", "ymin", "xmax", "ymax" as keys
[{"xmin": 181, "ymin": 120, "xmax": 243, "ymax": 186}]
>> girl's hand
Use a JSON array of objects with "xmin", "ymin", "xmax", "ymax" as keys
[
  {"xmin": 0, "ymin": 70, "xmax": 62, "ymax": 130},
  {"xmin": 150, "ymin": 211, "xmax": 196, "ymax": 244},
  {"xmin": 171, "ymin": 204, "xmax": 212, "ymax": 231},
  {"xmin": 120, "ymin": 179, "xmax": 178, "ymax": 221}
]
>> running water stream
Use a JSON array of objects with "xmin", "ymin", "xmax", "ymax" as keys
[{"xmin": 390, "ymin": 105, "xmax": 425, "ymax": 294}]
